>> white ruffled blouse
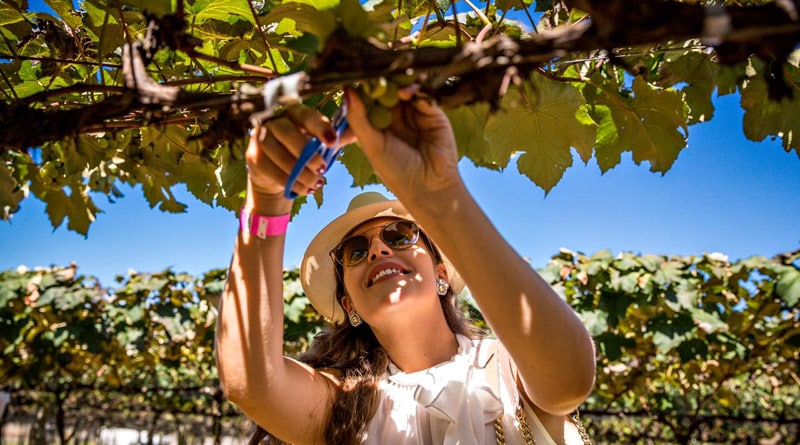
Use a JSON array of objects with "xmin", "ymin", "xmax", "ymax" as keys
[{"xmin": 361, "ymin": 335, "xmax": 560, "ymax": 445}]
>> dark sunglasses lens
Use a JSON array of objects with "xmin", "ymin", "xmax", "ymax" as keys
[
  {"xmin": 334, "ymin": 221, "xmax": 420, "ymax": 266},
  {"xmin": 382, "ymin": 221, "xmax": 419, "ymax": 248},
  {"xmin": 337, "ymin": 236, "xmax": 369, "ymax": 266}
]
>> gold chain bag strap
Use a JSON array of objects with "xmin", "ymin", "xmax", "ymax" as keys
[
  {"xmin": 494, "ymin": 404, "xmax": 592, "ymax": 445},
  {"xmin": 482, "ymin": 339, "xmax": 592, "ymax": 445}
]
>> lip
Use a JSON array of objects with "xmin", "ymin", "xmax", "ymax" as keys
[{"xmin": 366, "ymin": 261, "xmax": 410, "ymax": 287}]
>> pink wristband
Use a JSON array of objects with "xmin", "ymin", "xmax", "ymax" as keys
[{"xmin": 240, "ymin": 209, "xmax": 290, "ymax": 238}]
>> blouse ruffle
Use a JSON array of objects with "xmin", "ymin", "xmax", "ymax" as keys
[{"xmin": 362, "ymin": 334, "xmax": 548, "ymax": 444}]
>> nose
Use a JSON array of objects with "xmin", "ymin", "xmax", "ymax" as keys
[{"xmin": 367, "ymin": 234, "xmax": 392, "ymax": 263}]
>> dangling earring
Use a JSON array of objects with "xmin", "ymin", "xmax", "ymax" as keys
[
  {"xmin": 436, "ymin": 278, "xmax": 450, "ymax": 296},
  {"xmin": 348, "ymin": 310, "xmax": 363, "ymax": 327}
]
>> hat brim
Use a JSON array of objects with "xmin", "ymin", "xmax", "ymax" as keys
[{"xmin": 300, "ymin": 195, "xmax": 464, "ymax": 323}]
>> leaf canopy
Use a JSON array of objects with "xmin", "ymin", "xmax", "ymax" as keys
[{"xmin": 0, "ymin": 0, "xmax": 799, "ymax": 234}]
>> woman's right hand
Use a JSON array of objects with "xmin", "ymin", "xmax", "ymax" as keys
[
  {"xmin": 222, "ymin": 104, "xmax": 346, "ymax": 445},
  {"xmin": 245, "ymin": 105, "xmax": 348, "ymax": 199}
]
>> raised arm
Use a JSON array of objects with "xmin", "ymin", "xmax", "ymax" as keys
[
  {"xmin": 344, "ymin": 89, "xmax": 596, "ymax": 416},
  {"xmin": 215, "ymin": 109, "xmax": 343, "ymax": 444}
]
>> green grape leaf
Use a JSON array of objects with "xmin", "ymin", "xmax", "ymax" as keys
[
  {"xmin": 66, "ymin": 187, "xmax": 99, "ymax": 235},
  {"xmin": 141, "ymin": 126, "xmax": 200, "ymax": 160},
  {"xmin": 611, "ymin": 271, "xmax": 640, "ymax": 294},
  {"xmin": 15, "ymin": 61, "xmax": 44, "ymax": 97},
  {"xmin": 188, "ymin": 0, "xmax": 256, "ymax": 26},
  {"xmin": 219, "ymin": 38, "xmax": 252, "ymax": 61},
  {"xmin": 180, "ymin": 154, "xmax": 217, "ymax": 205},
  {"xmin": 339, "ymin": 143, "xmax": 381, "ymax": 187},
  {"xmin": 214, "ymin": 142, "xmax": 247, "ymax": 211},
  {"xmin": 653, "ymin": 260, "xmax": 685, "ymax": 287},
  {"xmin": 121, "ymin": 0, "xmax": 173, "ymax": 17},
  {"xmin": 283, "ymin": 33, "xmax": 320, "ymax": 55},
  {"xmin": 625, "ymin": 77, "xmax": 689, "ymax": 172},
  {"xmin": 53, "ymin": 290, "xmax": 84, "ymax": 312},
  {"xmin": 649, "ymin": 312, "xmax": 695, "ymax": 344},
  {"xmin": 594, "ymin": 75, "xmax": 688, "ymax": 174},
  {"xmin": 613, "ymin": 253, "xmax": 639, "ymax": 272},
  {"xmin": 598, "ymin": 290, "xmax": 634, "ymax": 328},
  {"xmin": 44, "ymin": 0, "xmax": 83, "ymax": 30},
  {"xmin": 741, "ymin": 63, "xmax": 800, "ymax": 156},
  {"xmin": 496, "ymin": 0, "xmax": 533, "ymax": 11},
  {"xmin": 363, "ymin": 0, "xmax": 402, "ymax": 32},
  {"xmin": 337, "ymin": 0, "xmax": 378, "ymax": 39},
  {"xmin": 711, "ymin": 332, "xmax": 749, "ymax": 360},
  {"xmin": 0, "ymin": 162, "xmax": 23, "ymax": 219},
  {"xmin": 595, "ymin": 332, "xmax": 634, "ymax": 362},
  {"xmin": 486, "ymin": 74, "xmax": 596, "ymax": 193},
  {"xmin": 293, "ymin": 0, "xmax": 339, "ymax": 9},
  {"xmin": 132, "ymin": 162, "xmax": 187, "ymax": 213},
  {"xmin": 446, "ymin": 103, "xmax": 497, "ymax": 169},
  {"xmin": 776, "ymin": 268, "xmax": 800, "ymax": 306},
  {"xmin": 588, "ymin": 104, "xmax": 620, "ymax": 173},
  {"xmin": 660, "ymin": 51, "xmax": 718, "ymax": 124},
  {"xmin": 579, "ymin": 309, "xmax": 609, "ymax": 336},
  {"xmin": 42, "ymin": 184, "xmax": 99, "ymax": 235},
  {"xmin": 716, "ymin": 64, "xmax": 744, "ymax": 96},
  {"xmin": 96, "ymin": 23, "xmax": 126, "ymax": 59},
  {"xmin": 667, "ymin": 280, "xmax": 699, "ymax": 311},
  {"xmin": 284, "ymin": 294, "xmax": 310, "ymax": 323},
  {"xmin": 37, "ymin": 285, "xmax": 66, "ymax": 307},
  {"xmin": 690, "ymin": 308, "xmax": 727, "ymax": 334},
  {"xmin": 82, "ymin": 0, "xmax": 120, "ymax": 33},
  {"xmin": 0, "ymin": 3, "xmax": 26, "ymax": 27},
  {"xmin": 676, "ymin": 338, "xmax": 709, "ymax": 362},
  {"xmin": 40, "ymin": 187, "xmax": 68, "ymax": 230},
  {"xmin": 639, "ymin": 254, "xmax": 664, "ymax": 273},
  {"xmin": 264, "ymin": 2, "xmax": 337, "ymax": 44}
]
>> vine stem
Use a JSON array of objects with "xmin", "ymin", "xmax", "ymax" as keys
[
  {"xmin": 450, "ymin": 0, "xmax": 462, "ymax": 47},
  {"xmin": 187, "ymin": 50, "xmax": 275, "ymax": 77},
  {"xmin": 463, "ymin": 0, "xmax": 491, "ymax": 26},
  {"xmin": 246, "ymin": 0, "xmax": 280, "ymax": 73},
  {"xmin": 489, "ymin": 7, "xmax": 510, "ymax": 39},
  {"xmin": 417, "ymin": 4, "xmax": 432, "ymax": 43}
]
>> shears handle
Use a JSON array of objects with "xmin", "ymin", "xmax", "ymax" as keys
[{"xmin": 284, "ymin": 107, "xmax": 348, "ymax": 199}]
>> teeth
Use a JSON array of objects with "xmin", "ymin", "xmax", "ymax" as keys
[{"xmin": 372, "ymin": 268, "xmax": 402, "ymax": 283}]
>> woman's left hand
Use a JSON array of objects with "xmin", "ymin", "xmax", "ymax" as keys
[{"xmin": 344, "ymin": 88, "xmax": 463, "ymax": 202}]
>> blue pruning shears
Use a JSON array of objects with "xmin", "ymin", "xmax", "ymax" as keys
[{"xmin": 284, "ymin": 105, "xmax": 349, "ymax": 199}]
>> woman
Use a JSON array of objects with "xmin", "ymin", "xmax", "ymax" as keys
[{"xmin": 216, "ymin": 87, "xmax": 596, "ymax": 444}]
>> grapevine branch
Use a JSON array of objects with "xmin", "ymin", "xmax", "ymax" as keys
[{"xmin": 1, "ymin": 0, "xmax": 799, "ymax": 152}]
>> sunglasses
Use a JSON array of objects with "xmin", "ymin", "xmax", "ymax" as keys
[{"xmin": 330, "ymin": 220, "xmax": 421, "ymax": 267}]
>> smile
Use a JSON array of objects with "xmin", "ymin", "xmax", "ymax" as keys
[{"xmin": 368, "ymin": 268, "xmax": 408, "ymax": 286}]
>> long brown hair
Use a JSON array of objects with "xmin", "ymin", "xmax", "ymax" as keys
[{"xmin": 250, "ymin": 231, "xmax": 480, "ymax": 444}]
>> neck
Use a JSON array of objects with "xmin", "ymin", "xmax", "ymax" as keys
[{"xmin": 371, "ymin": 308, "xmax": 459, "ymax": 373}]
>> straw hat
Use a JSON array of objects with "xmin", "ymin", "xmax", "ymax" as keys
[{"xmin": 300, "ymin": 192, "xmax": 465, "ymax": 323}]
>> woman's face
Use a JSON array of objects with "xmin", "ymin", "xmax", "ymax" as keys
[{"xmin": 339, "ymin": 217, "xmax": 446, "ymax": 327}]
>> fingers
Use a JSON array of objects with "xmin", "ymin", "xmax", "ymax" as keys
[
  {"xmin": 286, "ymin": 106, "xmax": 338, "ymax": 147},
  {"xmin": 344, "ymin": 88, "xmax": 384, "ymax": 154},
  {"xmin": 397, "ymin": 84, "xmax": 420, "ymax": 101},
  {"xmin": 261, "ymin": 129, "xmax": 325, "ymax": 196},
  {"xmin": 247, "ymin": 105, "xmax": 336, "ymax": 197}
]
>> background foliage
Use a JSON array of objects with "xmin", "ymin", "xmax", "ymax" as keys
[
  {"xmin": 2, "ymin": 0, "xmax": 800, "ymax": 235},
  {"xmin": 2, "ymin": 1, "xmax": 800, "ymax": 443},
  {"xmin": 2, "ymin": 249, "xmax": 798, "ymax": 444}
]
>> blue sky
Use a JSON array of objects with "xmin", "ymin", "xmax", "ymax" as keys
[
  {"xmin": 2, "ymin": 93, "xmax": 798, "ymax": 287},
  {"xmin": 1, "ymin": 2, "xmax": 799, "ymax": 287}
]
